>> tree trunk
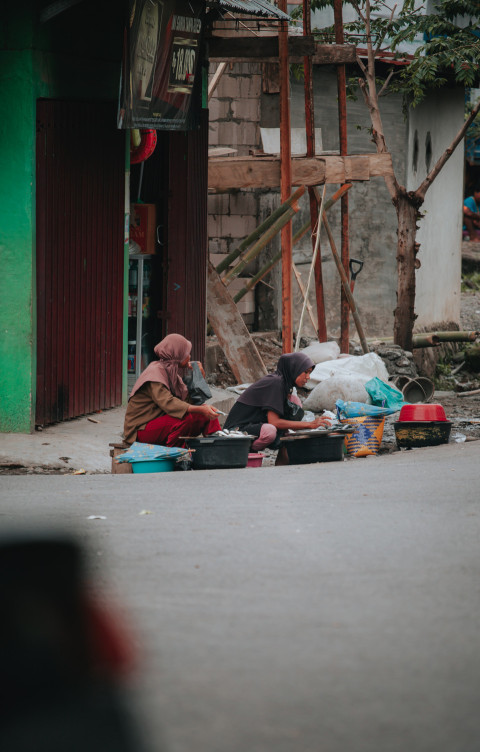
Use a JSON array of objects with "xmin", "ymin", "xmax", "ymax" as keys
[{"xmin": 394, "ymin": 193, "xmax": 422, "ymax": 351}]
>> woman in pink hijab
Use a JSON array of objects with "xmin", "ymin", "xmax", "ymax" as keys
[{"xmin": 123, "ymin": 334, "xmax": 221, "ymax": 447}]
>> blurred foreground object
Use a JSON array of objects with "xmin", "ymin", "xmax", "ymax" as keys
[{"xmin": 0, "ymin": 532, "xmax": 151, "ymax": 752}]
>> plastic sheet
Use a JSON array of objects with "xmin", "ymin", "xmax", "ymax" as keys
[
  {"xmin": 116, "ymin": 442, "xmax": 188, "ymax": 463},
  {"xmin": 336, "ymin": 400, "xmax": 398, "ymax": 419}
]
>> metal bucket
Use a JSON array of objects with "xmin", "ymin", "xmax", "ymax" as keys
[{"xmin": 400, "ymin": 377, "xmax": 434, "ymax": 403}]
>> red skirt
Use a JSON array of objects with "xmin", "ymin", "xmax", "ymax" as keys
[{"xmin": 137, "ymin": 413, "xmax": 221, "ymax": 448}]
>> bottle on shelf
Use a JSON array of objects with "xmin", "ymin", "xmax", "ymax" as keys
[{"xmin": 128, "ymin": 341, "xmax": 136, "ymax": 374}]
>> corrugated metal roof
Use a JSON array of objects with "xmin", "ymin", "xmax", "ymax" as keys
[{"xmin": 208, "ymin": 0, "xmax": 290, "ymax": 20}]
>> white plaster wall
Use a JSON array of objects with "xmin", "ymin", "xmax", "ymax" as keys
[{"xmin": 406, "ymin": 87, "xmax": 464, "ymax": 329}]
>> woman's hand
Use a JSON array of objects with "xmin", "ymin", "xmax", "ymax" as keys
[
  {"xmin": 267, "ymin": 411, "xmax": 332, "ymax": 432},
  {"xmin": 188, "ymin": 403, "xmax": 219, "ymax": 420},
  {"xmin": 309, "ymin": 415, "xmax": 332, "ymax": 429}
]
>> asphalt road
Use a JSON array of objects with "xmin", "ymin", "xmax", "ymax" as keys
[{"xmin": 1, "ymin": 442, "xmax": 479, "ymax": 752}]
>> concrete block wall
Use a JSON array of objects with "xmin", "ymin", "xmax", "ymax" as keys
[
  {"xmin": 208, "ymin": 61, "xmax": 410, "ymax": 337},
  {"xmin": 208, "ymin": 62, "xmax": 460, "ymax": 340},
  {"xmin": 208, "ymin": 61, "xmax": 265, "ymax": 328}
]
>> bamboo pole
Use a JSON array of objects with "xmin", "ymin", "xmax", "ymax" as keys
[
  {"xmin": 323, "ymin": 212, "xmax": 369, "ymax": 353},
  {"xmin": 295, "ymin": 184, "xmax": 327, "ymax": 350},
  {"xmin": 215, "ymin": 186, "xmax": 305, "ymax": 276},
  {"xmin": 293, "ymin": 183, "xmax": 352, "ymax": 246},
  {"xmin": 231, "ymin": 184, "xmax": 353, "ymax": 304},
  {"xmin": 232, "ymin": 254, "xmax": 282, "ymax": 302},
  {"xmin": 292, "ymin": 263, "xmax": 318, "ymax": 334},
  {"xmin": 303, "ymin": 0, "xmax": 327, "ymax": 341},
  {"xmin": 368, "ymin": 331, "xmax": 478, "ymax": 348},
  {"xmin": 231, "ymin": 256, "xmax": 320, "ymax": 340},
  {"xmin": 431, "ymin": 331, "xmax": 479, "ymax": 343},
  {"xmin": 223, "ymin": 205, "xmax": 299, "ymax": 284}
]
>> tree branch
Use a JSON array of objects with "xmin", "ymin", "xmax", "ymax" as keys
[
  {"xmin": 356, "ymin": 53, "xmax": 368, "ymax": 77},
  {"xmin": 378, "ymin": 69, "xmax": 395, "ymax": 97},
  {"xmin": 350, "ymin": 0, "xmax": 367, "ymax": 26},
  {"xmin": 365, "ymin": 0, "xmax": 376, "ymax": 76},
  {"xmin": 416, "ymin": 98, "xmax": 480, "ymax": 201},
  {"xmin": 375, "ymin": 3, "xmax": 397, "ymax": 57}
]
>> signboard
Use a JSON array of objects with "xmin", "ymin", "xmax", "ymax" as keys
[{"xmin": 119, "ymin": 0, "xmax": 204, "ymax": 131}]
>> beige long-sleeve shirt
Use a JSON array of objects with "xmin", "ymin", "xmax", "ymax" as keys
[{"xmin": 123, "ymin": 382, "xmax": 189, "ymax": 444}]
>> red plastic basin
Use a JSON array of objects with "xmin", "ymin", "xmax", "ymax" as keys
[{"xmin": 398, "ymin": 403, "xmax": 447, "ymax": 422}]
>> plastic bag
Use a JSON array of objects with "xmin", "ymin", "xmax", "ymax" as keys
[
  {"xmin": 306, "ymin": 352, "xmax": 389, "ymax": 390},
  {"xmin": 183, "ymin": 362, "xmax": 212, "ymax": 405},
  {"xmin": 364, "ymin": 377, "xmax": 405, "ymax": 411},
  {"xmin": 304, "ymin": 376, "xmax": 370, "ymax": 412},
  {"xmin": 336, "ymin": 399, "xmax": 398, "ymax": 419},
  {"xmin": 284, "ymin": 399, "xmax": 304, "ymax": 421},
  {"xmin": 299, "ymin": 340, "xmax": 340, "ymax": 364}
]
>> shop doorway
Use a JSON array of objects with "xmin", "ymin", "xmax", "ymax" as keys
[{"xmin": 36, "ymin": 100, "xmax": 125, "ymax": 426}]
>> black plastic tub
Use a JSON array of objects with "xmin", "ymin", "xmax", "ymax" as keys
[
  {"xmin": 394, "ymin": 420, "xmax": 452, "ymax": 449},
  {"xmin": 281, "ymin": 433, "xmax": 345, "ymax": 464},
  {"xmin": 185, "ymin": 436, "xmax": 253, "ymax": 470}
]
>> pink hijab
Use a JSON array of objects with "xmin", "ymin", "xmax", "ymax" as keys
[{"xmin": 129, "ymin": 334, "xmax": 191, "ymax": 401}]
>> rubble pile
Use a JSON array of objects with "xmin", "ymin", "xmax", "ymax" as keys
[{"xmin": 369, "ymin": 345, "xmax": 418, "ymax": 381}]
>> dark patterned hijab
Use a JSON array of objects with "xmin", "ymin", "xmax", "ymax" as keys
[{"xmin": 236, "ymin": 352, "xmax": 314, "ymax": 416}]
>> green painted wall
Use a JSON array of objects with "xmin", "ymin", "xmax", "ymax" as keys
[
  {"xmin": 0, "ymin": 32, "xmax": 38, "ymax": 431},
  {"xmin": 0, "ymin": 3, "xmax": 125, "ymax": 432}
]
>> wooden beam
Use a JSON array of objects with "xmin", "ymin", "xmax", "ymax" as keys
[
  {"xmin": 208, "ymin": 153, "xmax": 394, "ymax": 191},
  {"xmin": 207, "ymin": 37, "xmax": 357, "ymax": 64},
  {"xmin": 206, "ymin": 261, "xmax": 267, "ymax": 384}
]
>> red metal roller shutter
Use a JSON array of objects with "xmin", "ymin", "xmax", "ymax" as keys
[{"xmin": 36, "ymin": 100, "xmax": 124, "ymax": 426}]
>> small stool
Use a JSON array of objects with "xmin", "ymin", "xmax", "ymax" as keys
[{"xmin": 109, "ymin": 442, "xmax": 132, "ymax": 474}]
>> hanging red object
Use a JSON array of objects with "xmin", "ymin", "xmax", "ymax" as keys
[{"xmin": 130, "ymin": 128, "xmax": 157, "ymax": 164}]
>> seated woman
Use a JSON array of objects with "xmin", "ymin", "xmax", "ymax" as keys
[
  {"xmin": 124, "ymin": 334, "xmax": 221, "ymax": 447},
  {"xmin": 223, "ymin": 352, "xmax": 331, "ymax": 464}
]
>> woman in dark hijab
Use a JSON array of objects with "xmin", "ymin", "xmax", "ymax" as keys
[{"xmin": 224, "ymin": 352, "xmax": 331, "ymax": 464}]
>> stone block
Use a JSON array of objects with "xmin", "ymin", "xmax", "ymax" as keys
[
  {"xmin": 208, "ymin": 98, "xmax": 230, "ymax": 122},
  {"xmin": 238, "ymin": 76, "xmax": 262, "ymax": 98},
  {"xmin": 236, "ymin": 292, "xmax": 255, "ymax": 315},
  {"xmin": 231, "ymin": 98, "xmax": 259, "ymax": 122},
  {"xmin": 215, "ymin": 75, "xmax": 241, "ymax": 99},
  {"xmin": 216, "ymin": 214, "xmax": 257, "ymax": 238},
  {"xmin": 208, "ymin": 238, "xmax": 229, "ymax": 254},
  {"xmin": 208, "ymin": 120, "xmax": 219, "ymax": 145},
  {"xmin": 218, "ymin": 121, "xmax": 258, "ymax": 149},
  {"xmin": 209, "ymin": 253, "xmax": 228, "ymax": 269},
  {"xmin": 208, "ymin": 194, "xmax": 230, "ymax": 216},
  {"xmin": 229, "ymin": 192, "xmax": 257, "ymax": 216}
]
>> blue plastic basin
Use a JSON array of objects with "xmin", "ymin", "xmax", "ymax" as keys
[{"xmin": 131, "ymin": 458, "xmax": 177, "ymax": 473}]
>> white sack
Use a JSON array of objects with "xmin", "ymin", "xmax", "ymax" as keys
[
  {"xmin": 300, "ymin": 340, "xmax": 340, "ymax": 365},
  {"xmin": 305, "ymin": 352, "xmax": 389, "ymax": 390},
  {"xmin": 303, "ymin": 376, "xmax": 371, "ymax": 413}
]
